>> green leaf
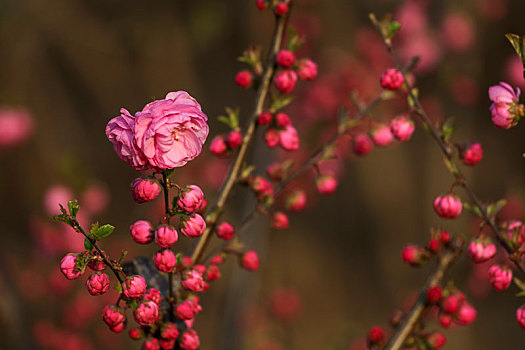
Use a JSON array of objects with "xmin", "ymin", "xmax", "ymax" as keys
[
  {"xmin": 463, "ymin": 202, "xmax": 482, "ymax": 217},
  {"xmin": 92, "ymin": 224, "xmax": 115, "ymax": 240},
  {"xmin": 118, "ymin": 250, "xmax": 128, "ymax": 265},
  {"xmin": 442, "ymin": 156, "xmax": 459, "ymax": 177},
  {"xmin": 506, "ymin": 33, "xmax": 525, "ymax": 78},
  {"xmin": 386, "ymin": 20, "xmax": 401, "ymax": 39},
  {"xmin": 516, "ymin": 290, "xmax": 525, "ymax": 297},
  {"xmin": 53, "ymin": 214, "xmax": 70, "ymax": 225},
  {"xmin": 126, "ymin": 299, "xmax": 139, "ymax": 310},
  {"xmin": 441, "ymin": 118, "xmax": 457, "ymax": 143},
  {"xmin": 240, "ymin": 164, "xmax": 255, "ymax": 179},
  {"xmin": 285, "ymin": 26, "xmax": 305, "ymax": 52},
  {"xmin": 68, "ymin": 199, "xmax": 80, "ymax": 217},
  {"xmin": 84, "ymin": 238, "xmax": 94, "ymax": 251},
  {"xmin": 514, "ymin": 277, "xmax": 525, "ymax": 292},
  {"xmin": 270, "ymin": 92, "xmax": 295, "ymax": 112},
  {"xmin": 112, "ymin": 283, "xmax": 122, "ymax": 293},
  {"xmin": 407, "ymin": 88, "xmax": 419, "ymax": 109},
  {"xmin": 369, "ymin": 13, "xmax": 401, "ymax": 41},
  {"xmin": 217, "ymin": 115, "xmax": 231, "ymax": 127},
  {"xmin": 486, "ymin": 199, "xmax": 507, "ymax": 217}
]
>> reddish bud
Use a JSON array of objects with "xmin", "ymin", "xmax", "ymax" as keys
[
  {"xmin": 439, "ymin": 313, "xmax": 453, "ymax": 328},
  {"xmin": 123, "ymin": 275, "xmax": 147, "ymax": 300},
  {"xmin": 390, "ymin": 115, "xmax": 415, "ymax": 141},
  {"xmin": 86, "ymin": 273, "xmax": 110, "ymax": 296},
  {"xmin": 440, "ymin": 230, "xmax": 451, "ymax": 245},
  {"xmin": 274, "ymin": 70, "xmax": 297, "ymax": 94},
  {"xmin": 177, "ymin": 185, "xmax": 205, "ymax": 213},
  {"xmin": 180, "ymin": 329, "xmax": 200, "ymax": 350},
  {"xmin": 241, "ymin": 250, "xmax": 260, "ymax": 271},
  {"xmin": 130, "ymin": 220, "xmax": 153, "ymax": 245},
  {"xmin": 210, "ymin": 136, "xmax": 228, "ymax": 157},
  {"xmin": 426, "ymin": 286, "xmax": 443, "ymax": 303},
  {"xmin": 433, "ymin": 193, "xmax": 463, "ymax": 219},
  {"xmin": 153, "ymin": 249, "xmax": 177, "ymax": 273},
  {"xmin": 401, "ymin": 245, "xmax": 429, "ymax": 267},
  {"xmin": 181, "ymin": 213, "xmax": 206, "ymax": 238},
  {"xmin": 144, "ymin": 288, "xmax": 162, "ymax": 305},
  {"xmin": 274, "ymin": 2, "xmax": 289, "ymax": 16},
  {"xmin": 155, "ymin": 225, "xmax": 178, "ymax": 248},
  {"xmin": 370, "ymin": 124, "xmax": 394, "ymax": 147},
  {"xmin": 297, "ymin": 59, "xmax": 318, "ymax": 81},
  {"xmin": 488, "ymin": 264, "xmax": 512, "ymax": 291},
  {"xmin": 285, "ymin": 189, "xmax": 306, "ymax": 211},
  {"xmin": 271, "ymin": 211, "xmax": 289, "ymax": 229},
  {"xmin": 205, "ymin": 265, "xmax": 221, "ymax": 281},
  {"xmin": 426, "ymin": 332, "xmax": 447, "ymax": 349},
  {"xmin": 128, "ymin": 327, "xmax": 144, "ymax": 340},
  {"xmin": 131, "ymin": 177, "xmax": 160, "ymax": 203},
  {"xmin": 257, "ymin": 112, "xmax": 272, "ymax": 125},
  {"xmin": 380, "ymin": 68, "xmax": 405, "ymax": 90},
  {"xmin": 60, "ymin": 253, "xmax": 83, "ymax": 280},
  {"xmin": 461, "ymin": 142, "xmax": 483, "ymax": 166},
  {"xmin": 467, "ymin": 236, "xmax": 497, "ymax": 263},
  {"xmin": 315, "ymin": 174, "xmax": 338, "ymax": 195},
  {"xmin": 456, "ymin": 302, "xmax": 477, "ymax": 325},
  {"xmin": 235, "ymin": 70, "xmax": 253, "ymax": 88},
  {"xmin": 367, "ymin": 326, "xmax": 386, "ymax": 345},
  {"xmin": 227, "ymin": 130, "xmax": 243, "ymax": 148},
  {"xmin": 440, "ymin": 294, "xmax": 460, "ymax": 314},
  {"xmin": 276, "ymin": 50, "xmax": 296, "ymax": 68},
  {"xmin": 428, "ymin": 238, "xmax": 440, "ymax": 253},
  {"xmin": 352, "ymin": 133, "xmax": 374, "ymax": 156},
  {"xmin": 255, "ymin": 0, "xmax": 266, "ymax": 11}
]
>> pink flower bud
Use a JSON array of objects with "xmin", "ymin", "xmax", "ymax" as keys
[
  {"xmin": 205, "ymin": 265, "xmax": 221, "ymax": 281},
  {"xmin": 271, "ymin": 211, "xmax": 289, "ymax": 229},
  {"xmin": 275, "ymin": 112, "xmax": 292, "ymax": 127},
  {"xmin": 175, "ymin": 299, "xmax": 202, "ymax": 320},
  {"xmin": 426, "ymin": 332, "xmax": 446, "ymax": 349},
  {"xmin": 517, "ymin": 305, "xmax": 525, "ymax": 329},
  {"xmin": 297, "ymin": 59, "xmax": 318, "ymax": 81},
  {"xmin": 257, "ymin": 112, "xmax": 272, "ymax": 125},
  {"xmin": 439, "ymin": 313, "xmax": 453, "ymax": 328},
  {"xmin": 60, "ymin": 253, "xmax": 84, "ymax": 280},
  {"xmin": 128, "ymin": 327, "xmax": 144, "ymax": 340},
  {"xmin": 285, "ymin": 189, "xmax": 306, "ymax": 211},
  {"xmin": 241, "ymin": 250, "xmax": 260, "ymax": 271},
  {"xmin": 123, "ymin": 275, "xmax": 147, "ymax": 300},
  {"xmin": 266, "ymin": 162, "xmax": 286, "ymax": 181},
  {"xmin": 276, "ymin": 49, "xmax": 296, "ymax": 68},
  {"xmin": 255, "ymin": 0, "xmax": 266, "ymax": 11},
  {"xmin": 144, "ymin": 288, "xmax": 162, "ymax": 305},
  {"xmin": 227, "ymin": 130, "xmax": 243, "ymax": 148},
  {"xmin": 155, "ymin": 225, "xmax": 178, "ymax": 248},
  {"xmin": 177, "ymin": 256, "xmax": 193, "ymax": 271},
  {"xmin": 235, "ymin": 70, "xmax": 253, "ymax": 88},
  {"xmin": 177, "ymin": 185, "xmax": 205, "ymax": 213},
  {"xmin": 88, "ymin": 252, "xmax": 106, "ymax": 271},
  {"xmin": 390, "ymin": 115, "xmax": 415, "ymax": 141},
  {"xmin": 380, "ymin": 69, "xmax": 405, "ymax": 90},
  {"xmin": 210, "ymin": 136, "xmax": 228, "ymax": 157},
  {"xmin": 153, "ymin": 249, "xmax": 177, "ymax": 273},
  {"xmin": 461, "ymin": 142, "xmax": 483, "ymax": 166},
  {"xmin": 181, "ymin": 270, "xmax": 206, "ymax": 292},
  {"xmin": 160, "ymin": 339, "xmax": 175, "ymax": 350},
  {"xmin": 210, "ymin": 253, "xmax": 225, "ymax": 265},
  {"xmin": 181, "ymin": 214, "xmax": 206, "ymax": 238},
  {"xmin": 315, "ymin": 174, "xmax": 338, "ymax": 195},
  {"xmin": 488, "ymin": 264, "xmax": 512, "ymax": 291},
  {"xmin": 426, "ymin": 286, "xmax": 443, "ymax": 303},
  {"xmin": 161, "ymin": 322, "xmax": 180, "ymax": 340},
  {"xmin": 440, "ymin": 294, "xmax": 460, "ymax": 314},
  {"xmin": 274, "ymin": 70, "xmax": 297, "ymax": 94},
  {"xmin": 456, "ymin": 302, "xmax": 477, "ymax": 325},
  {"xmin": 249, "ymin": 176, "xmax": 275, "ymax": 203},
  {"xmin": 143, "ymin": 338, "xmax": 160, "ymax": 350},
  {"xmin": 440, "ymin": 230, "xmax": 451, "ymax": 245},
  {"xmin": 102, "ymin": 305, "xmax": 126, "ymax": 328},
  {"xmin": 401, "ymin": 244, "xmax": 429, "ymax": 267},
  {"xmin": 279, "ymin": 125, "xmax": 299, "ymax": 151},
  {"xmin": 352, "ymin": 134, "xmax": 374, "ymax": 156},
  {"xmin": 134, "ymin": 300, "xmax": 160, "ymax": 326},
  {"xmin": 86, "ymin": 273, "xmax": 110, "ymax": 296},
  {"xmin": 264, "ymin": 128, "xmax": 280, "ymax": 148},
  {"xmin": 130, "ymin": 177, "xmax": 160, "ymax": 203},
  {"xmin": 428, "ymin": 238, "xmax": 440, "ymax": 253},
  {"xmin": 370, "ymin": 124, "xmax": 394, "ymax": 147},
  {"xmin": 367, "ymin": 326, "xmax": 385, "ymax": 346},
  {"xmin": 180, "ymin": 329, "xmax": 200, "ymax": 350},
  {"xmin": 433, "ymin": 194, "xmax": 463, "ymax": 219},
  {"xmin": 130, "ymin": 220, "xmax": 153, "ymax": 245},
  {"xmin": 503, "ymin": 220, "xmax": 525, "ymax": 247},
  {"xmin": 194, "ymin": 264, "xmax": 206, "ymax": 274},
  {"xmin": 216, "ymin": 222, "xmax": 235, "ymax": 240},
  {"xmin": 488, "ymin": 82, "xmax": 523, "ymax": 129},
  {"xmin": 467, "ymin": 237, "xmax": 497, "ymax": 263}
]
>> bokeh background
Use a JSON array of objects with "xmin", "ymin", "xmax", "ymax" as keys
[{"xmin": 2, "ymin": 0, "xmax": 525, "ymax": 349}]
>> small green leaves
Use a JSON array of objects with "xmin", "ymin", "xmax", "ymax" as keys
[
  {"xmin": 407, "ymin": 88, "xmax": 419, "ymax": 109},
  {"xmin": 238, "ymin": 46, "xmax": 262, "ymax": 73},
  {"xmin": 486, "ymin": 199, "xmax": 507, "ymax": 218},
  {"xmin": 269, "ymin": 92, "xmax": 294, "ymax": 112},
  {"xmin": 92, "ymin": 224, "xmax": 115, "ymax": 240},
  {"xmin": 515, "ymin": 278, "xmax": 525, "ymax": 297},
  {"xmin": 68, "ymin": 200, "xmax": 79, "ymax": 218},
  {"xmin": 505, "ymin": 33, "xmax": 525, "ymax": 78},
  {"xmin": 240, "ymin": 164, "xmax": 256, "ymax": 180},
  {"xmin": 369, "ymin": 13, "xmax": 401, "ymax": 42},
  {"xmin": 84, "ymin": 238, "xmax": 94, "ymax": 251},
  {"xmin": 118, "ymin": 250, "xmax": 128, "ymax": 265},
  {"xmin": 54, "ymin": 200, "xmax": 81, "ymax": 225},
  {"xmin": 441, "ymin": 118, "xmax": 458, "ymax": 143},
  {"xmin": 463, "ymin": 202, "xmax": 482, "ymax": 217},
  {"xmin": 285, "ymin": 26, "xmax": 305, "ymax": 52},
  {"xmin": 217, "ymin": 107, "xmax": 240, "ymax": 130}
]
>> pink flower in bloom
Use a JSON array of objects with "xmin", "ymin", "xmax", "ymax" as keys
[
  {"xmin": 352, "ymin": 134, "xmax": 374, "ymax": 156},
  {"xmin": 488, "ymin": 82, "xmax": 523, "ymax": 129},
  {"xmin": 503, "ymin": 220, "xmax": 525, "ymax": 246},
  {"xmin": 390, "ymin": 115, "xmax": 415, "ymax": 141},
  {"xmin": 433, "ymin": 194, "xmax": 463, "ymax": 219},
  {"xmin": 401, "ymin": 245, "xmax": 428, "ymax": 267},
  {"xmin": 467, "ymin": 237, "xmax": 497, "ymax": 263},
  {"xmin": 210, "ymin": 135, "xmax": 228, "ymax": 157},
  {"xmin": 461, "ymin": 142, "xmax": 483, "ymax": 166},
  {"xmin": 517, "ymin": 305, "xmax": 525, "ymax": 329},
  {"xmin": 488, "ymin": 264, "xmax": 512, "ymax": 291},
  {"xmin": 285, "ymin": 189, "xmax": 306, "ymax": 211},
  {"xmin": 205, "ymin": 265, "xmax": 221, "ymax": 281},
  {"xmin": 86, "ymin": 273, "xmax": 110, "ymax": 296},
  {"xmin": 177, "ymin": 185, "xmax": 205, "ymax": 213},
  {"xmin": 315, "ymin": 174, "xmax": 338, "ymax": 195},
  {"xmin": 131, "ymin": 177, "xmax": 160, "ymax": 203},
  {"xmin": 274, "ymin": 70, "xmax": 298, "ymax": 94},
  {"xmin": 133, "ymin": 91, "xmax": 209, "ymax": 169},
  {"xmin": 279, "ymin": 125, "xmax": 299, "ymax": 151},
  {"xmin": 130, "ymin": 220, "xmax": 154, "ymax": 245},
  {"xmin": 144, "ymin": 288, "xmax": 162, "ymax": 305},
  {"xmin": 155, "ymin": 225, "xmax": 178, "ymax": 248},
  {"xmin": 143, "ymin": 338, "xmax": 160, "ymax": 350},
  {"xmin": 367, "ymin": 326, "xmax": 385, "ymax": 346},
  {"xmin": 276, "ymin": 49, "xmax": 296, "ymax": 68},
  {"xmin": 370, "ymin": 124, "xmax": 394, "ymax": 147},
  {"xmin": 271, "ymin": 211, "xmax": 289, "ymax": 229},
  {"xmin": 227, "ymin": 130, "xmax": 243, "ymax": 148},
  {"xmin": 297, "ymin": 59, "xmax": 318, "ymax": 81},
  {"xmin": 60, "ymin": 254, "xmax": 83, "ymax": 280},
  {"xmin": 102, "ymin": 305, "xmax": 126, "ymax": 328},
  {"xmin": 241, "ymin": 250, "xmax": 260, "ymax": 271},
  {"xmin": 235, "ymin": 71, "xmax": 253, "ymax": 88},
  {"xmin": 134, "ymin": 300, "xmax": 160, "ymax": 326},
  {"xmin": 123, "ymin": 275, "xmax": 147, "ymax": 300},
  {"xmin": 175, "ymin": 299, "xmax": 202, "ymax": 320},
  {"xmin": 182, "ymin": 269, "xmax": 206, "ymax": 292},
  {"xmin": 216, "ymin": 221, "xmax": 235, "ymax": 240},
  {"xmin": 181, "ymin": 214, "xmax": 206, "ymax": 238},
  {"xmin": 0, "ymin": 107, "xmax": 34, "ymax": 148},
  {"xmin": 380, "ymin": 69, "xmax": 405, "ymax": 90},
  {"xmin": 106, "ymin": 108, "xmax": 149, "ymax": 170},
  {"xmin": 456, "ymin": 302, "xmax": 477, "ymax": 325},
  {"xmin": 153, "ymin": 250, "xmax": 177, "ymax": 273},
  {"xmin": 426, "ymin": 332, "xmax": 446, "ymax": 349},
  {"xmin": 161, "ymin": 322, "xmax": 180, "ymax": 340},
  {"xmin": 180, "ymin": 329, "xmax": 200, "ymax": 350}
]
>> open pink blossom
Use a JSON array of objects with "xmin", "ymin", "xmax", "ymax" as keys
[
  {"xmin": 133, "ymin": 91, "xmax": 209, "ymax": 169},
  {"xmin": 279, "ymin": 125, "xmax": 299, "ymax": 151},
  {"xmin": 467, "ymin": 237, "xmax": 497, "ymax": 263},
  {"xmin": 488, "ymin": 264, "xmax": 512, "ymax": 291},
  {"xmin": 0, "ymin": 107, "xmax": 34, "ymax": 148},
  {"xmin": 134, "ymin": 301, "xmax": 160, "ymax": 326},
  {"xmin": 488, "ymin": 82, "xmax": 522, "ymax": 129}
]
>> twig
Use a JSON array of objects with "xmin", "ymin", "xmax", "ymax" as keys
[
  {"xmin": 160, "ymin": 171, "xmax": 176, "ymax": 316},
  {"xmin": 190, "ymin": 9, "xmax": 292, "ymax": 264},
  {"xmin": 384, "ymin": 238, "xmax": 465, "ymax": 350}
]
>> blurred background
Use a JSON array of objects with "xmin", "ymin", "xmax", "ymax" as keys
[{"xmin": 2, "ymin": 0, "xmax": 525, "ymax": 349}]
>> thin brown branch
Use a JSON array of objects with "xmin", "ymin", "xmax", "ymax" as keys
[
  {"xmin": 160, "ymin": 171, "xmax": 176, "ymax": 316},
  {"xmin": 384, "ymin": 238, "xmax": 465, "ymax": 350},
  {"xmin": 190, "ymin": 10, "xmax": 292, "ymax": 264}
]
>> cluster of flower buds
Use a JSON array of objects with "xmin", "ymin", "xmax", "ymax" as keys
[
  {"xmin": 435, "ymin": 289, "xmax": 477, "ymax": 328},
  {"xmin": 255, "ymin": 0, "xmax": 290, "ymax": 16},
  {"xmin": 210, "ymin": 129, "xmax": 243, "ymax": 157},
  {"xmin": 257, "ymin": 111, "xmax": 300, "ymax": 151},
  {"xmin": 401, "ymin": 230, "xmax": 451, "ymax": 267}
]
